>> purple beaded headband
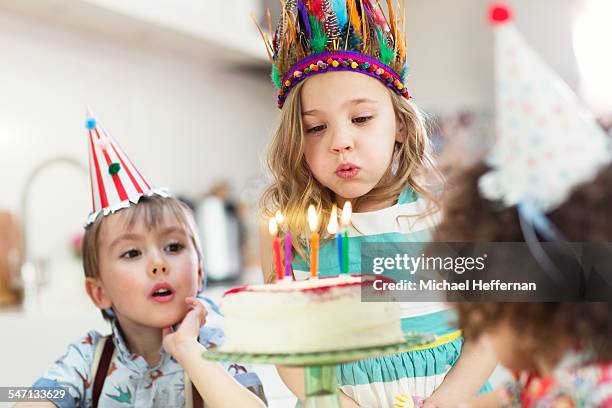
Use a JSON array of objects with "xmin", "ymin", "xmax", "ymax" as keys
[{"xmin": 277, "ymin": 51, "xmax": 409, "ymax": 108}]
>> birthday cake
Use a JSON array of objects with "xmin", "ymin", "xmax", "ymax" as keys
[{"xmin": 220, "ymin": 275, "xmax": 404, "ymax": 354}]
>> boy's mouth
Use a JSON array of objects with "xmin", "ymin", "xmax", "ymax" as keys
[
  {"xmin": 335, "ymin": 162, "xmax": 360, "ymax": 179},
  {"xmin": 149, "ymin": 282, "xmax": 175, "ymax": 303}
]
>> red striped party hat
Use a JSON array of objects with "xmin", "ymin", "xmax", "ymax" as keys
[{"xmin": 85, "ymin": 110, "xmax": 168, "ymax": 225}]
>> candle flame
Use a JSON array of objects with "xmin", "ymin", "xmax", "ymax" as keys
[
  {"xmin": 275, "ymin": 210, "xmax": 285, "ymax": 225},
  {"xmin": 307, "ymin": 205, "xmax": 319, "ymax": 231},
  {"xmin": 268, "ymin": 217, "xmax": 278, "ymax": 236},
  {"xmin": 341, "ymin": 201, "xmax": 352, "ymax": 226},
  {"xmin": 327, "ymin": 204, "xmax": 338, "ymax": 234}
]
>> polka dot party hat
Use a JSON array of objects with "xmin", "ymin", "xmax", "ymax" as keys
[
  {"xmin": 479, "ymin": 3, "xmax": 611, "ymax": 213},
  {"xmin": 85, "ymin": 110, "xmax": 168, "ymax": 225}
]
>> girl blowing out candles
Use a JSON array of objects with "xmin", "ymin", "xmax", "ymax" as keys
[{"xmin": 257, "ymin": 1, "xmax": 496, "ymax": 406}]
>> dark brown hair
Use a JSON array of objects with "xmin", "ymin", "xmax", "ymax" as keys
[{"xmin": 433, "ymin": 162, "xmax": 612, "ymax": 361}]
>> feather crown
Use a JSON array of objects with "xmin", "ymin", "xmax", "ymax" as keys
[{"xmin": 258, "ymin": 0, "xmax": 410, "ymax": 108}]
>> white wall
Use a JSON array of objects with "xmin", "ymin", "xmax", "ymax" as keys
[
  {"xmin": 0, "ymin": 9, "xmax": 278, "ymax": 260},
  {"xmin": 405, "ymin": 0, "xmax": 579, "ymax": 110}
]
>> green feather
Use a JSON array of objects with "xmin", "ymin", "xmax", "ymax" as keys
[
  {"xmin": 271, "ymin": 65, "xmax": 282, "ymax": 89},
  {"xmin": 377, "ymin": 29, "xmax": 394, "ymax": 65},
  {"xmin": 309, "ymin": 15, "xmax": 328, "ymax": 53}
]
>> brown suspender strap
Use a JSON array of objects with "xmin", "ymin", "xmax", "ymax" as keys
[
  {"xmin": 92, "ymin": 336, "xmax": 115, "ymax": 408},
  {"xmin": 91, "ymin": 334, "xmax": 204, "ymax": 407},
  {"xmin": 190, "ymin": 335, "xmax": 204, "ymax": 408},
  {"xmin": 192, "ymin": 382, "xmax": 204, "ymax": 408}
]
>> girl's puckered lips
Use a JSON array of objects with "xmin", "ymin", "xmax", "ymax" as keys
[
  {"xmin": 149, "ymin": 281, "xmax": 175, "ymax": 303},
  {"xmin": 335, "ymin": 162, "xmax": 361, "ymax": 179}
]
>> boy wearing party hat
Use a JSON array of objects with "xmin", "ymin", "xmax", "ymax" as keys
[{"xmin": 25, "ymin": 114, "xmax": 266, "ymax": 408}]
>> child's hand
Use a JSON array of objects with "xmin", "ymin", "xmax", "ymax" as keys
[
  {"xmin": 162, "ymin": 297, "xmax": 207, "ymax": 361},
  {"xmin": 393, "ymin": 393, "xmax": 424, "ymax": 408}
]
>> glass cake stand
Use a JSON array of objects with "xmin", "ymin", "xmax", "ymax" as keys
[{"xmin": 203, "ymin": 332, "xmax": 435, "ymax": 407}]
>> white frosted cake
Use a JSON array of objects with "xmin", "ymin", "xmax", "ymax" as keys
[{"xmin": 220, "ymin": 275, "xmax": 404, "ymax": 354}]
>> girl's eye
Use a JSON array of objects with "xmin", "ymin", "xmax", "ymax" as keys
[
  {"xmin": 352, "ymin": 116, "xmax": 373, "ymax": 124},
  {"xmin": 120, "ymin": 249, "xmax": 140, "ymax": 259},
  {"xmin": 306, "ymin": 124, "xmax": 326, "ymax": 134},
  {"xmin": 165, "ymin": 242, "xmax": 185, "ymax": 253}
]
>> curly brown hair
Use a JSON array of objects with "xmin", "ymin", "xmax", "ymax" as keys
[{"xmin": 432, "ymin": 162, "xmax": 612, "ymax": 361}]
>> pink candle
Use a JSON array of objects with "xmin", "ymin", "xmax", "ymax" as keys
[
  {"xmin": 308, "ymin": 205, "xmax": 319, "ymax": 279},
  {"xmin": 284, "ymin": 232, "xmax": 292, "ymax": 278},
  {"xmin": 341, "ymin": 201, "xmax": 352, "ymax": 274}
]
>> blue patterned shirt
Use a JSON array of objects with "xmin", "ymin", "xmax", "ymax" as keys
[{"xmin": 32, "ymin": 297, "xmax": 263, "ymax": 408}]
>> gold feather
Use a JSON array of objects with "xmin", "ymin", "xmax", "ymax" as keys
[
  {"xmin": 386, "ymin": 0, "xmax": 397, "ymax": 45},
  {"xmin": 251, "ymin": 13, "xmax": 274, "ymax": 64},
  {"xmin": 347, "ymin": 0, "xmax": 362, "ymax": 36},
  {"xmin": 359, "ymin": 0, "xmax": 367, "ymax": 48},
  {"xmin": 267, "ymin": 9, "xmax": 274, "ymax": 40}
]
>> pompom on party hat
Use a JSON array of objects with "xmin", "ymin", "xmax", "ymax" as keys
[
  {"xmin": 479, "ymin": 3, "xmax": 611, "ymax": 215},
  {"xmin": 85, "ymin": 110, "xmax": 168, "ymax": 225},
  {"xmin": 257, "ymin": 0, "xmax": 410, "ymax": 108}
]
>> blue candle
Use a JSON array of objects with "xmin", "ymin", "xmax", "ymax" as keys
[
  {"xmin": 336, "ymin": 232, "xmax": 343, "ymax": 274},
  {"xmin": 326, "ymin": 204, "xmax": 342, "ymax": 275}
]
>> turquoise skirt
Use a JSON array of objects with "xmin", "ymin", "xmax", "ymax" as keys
[{"xmin": 297, "ymin": 310, "xmax": 492, "ymax": 407}]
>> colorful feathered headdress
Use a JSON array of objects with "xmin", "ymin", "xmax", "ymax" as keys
[{"xmin": 257, "ymin": 0, "xmax": 410, "ymax": 108}]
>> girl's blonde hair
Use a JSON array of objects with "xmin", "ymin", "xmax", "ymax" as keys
[{"xmin": 261, "ymin": 80, "xmax": 442, "ymax": 282}]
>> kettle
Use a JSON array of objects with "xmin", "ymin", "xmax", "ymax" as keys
[{"xmin": 195, "ymin": 196, "xmax": 242, "ymax": 283}]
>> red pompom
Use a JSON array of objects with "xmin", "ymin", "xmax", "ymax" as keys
[{"xmin": 489, "ymin": 3, "xmax": 512, "ymax": 25}]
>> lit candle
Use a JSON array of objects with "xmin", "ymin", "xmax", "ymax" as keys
[
  {"xmin": 268, "ymin": 217, "xmax": 283, "ymax": 282},
  {"xmin": 307, "ymin": 205, "xmax": 319, "ymax": 279},
  {"xmin": 341, "ymin": 201, "xmax": 352, "ymax": 274},
  {"xmin": 327, "ymin": 204, "xmax": 342, "ymax": 274},
  {"xmin": 274, "ymin": 211, "xmax": 292, "ymax": 279},
  {"xmin": 275, "ymin": 210, "xmax": 284, "ymax": 226}
]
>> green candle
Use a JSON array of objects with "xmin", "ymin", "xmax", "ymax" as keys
[
  {"xmin": 341, "ymin": 201, "xmax": 352, "ymax": 274},
  {"xmin": 342, "ymin": 230, "xmax": 348, "ymax": 274}
]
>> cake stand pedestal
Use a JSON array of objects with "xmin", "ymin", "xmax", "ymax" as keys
[
  {"xmin": 203, "ymin": 332, "xmax": 435, "ymax": 407},
  {"xmin": 304, "ymin": 365, "xmax": 337, "ymax": 407}
]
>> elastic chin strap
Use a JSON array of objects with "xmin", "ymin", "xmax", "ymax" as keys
[
  {"xmin": 517, "ymin": 201, "xmax": 582, "ymax": 289},
  {"xmin": 517, "ymin": 200, "xmax": 563, "ymax": 241}
]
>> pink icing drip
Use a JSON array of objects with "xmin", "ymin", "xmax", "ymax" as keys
[{"xmin": 223, "ymin": 274, "xmax": 394, "ymax": 297}]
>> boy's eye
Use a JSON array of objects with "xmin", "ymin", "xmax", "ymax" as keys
[
  {"xmin": 306, "ymin": 124, "xmax": 326, "ymax": 134},
  {"xmin": 352, "ymin": 116, "xmax": 373, "ymax": 124},
  {"xmin": 165, "ymin": 242, "xmax": 185, "ymax": 253},
  {"xmin": 120, "ymin": 249, "xmax": 140, "ymax": 259}
]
